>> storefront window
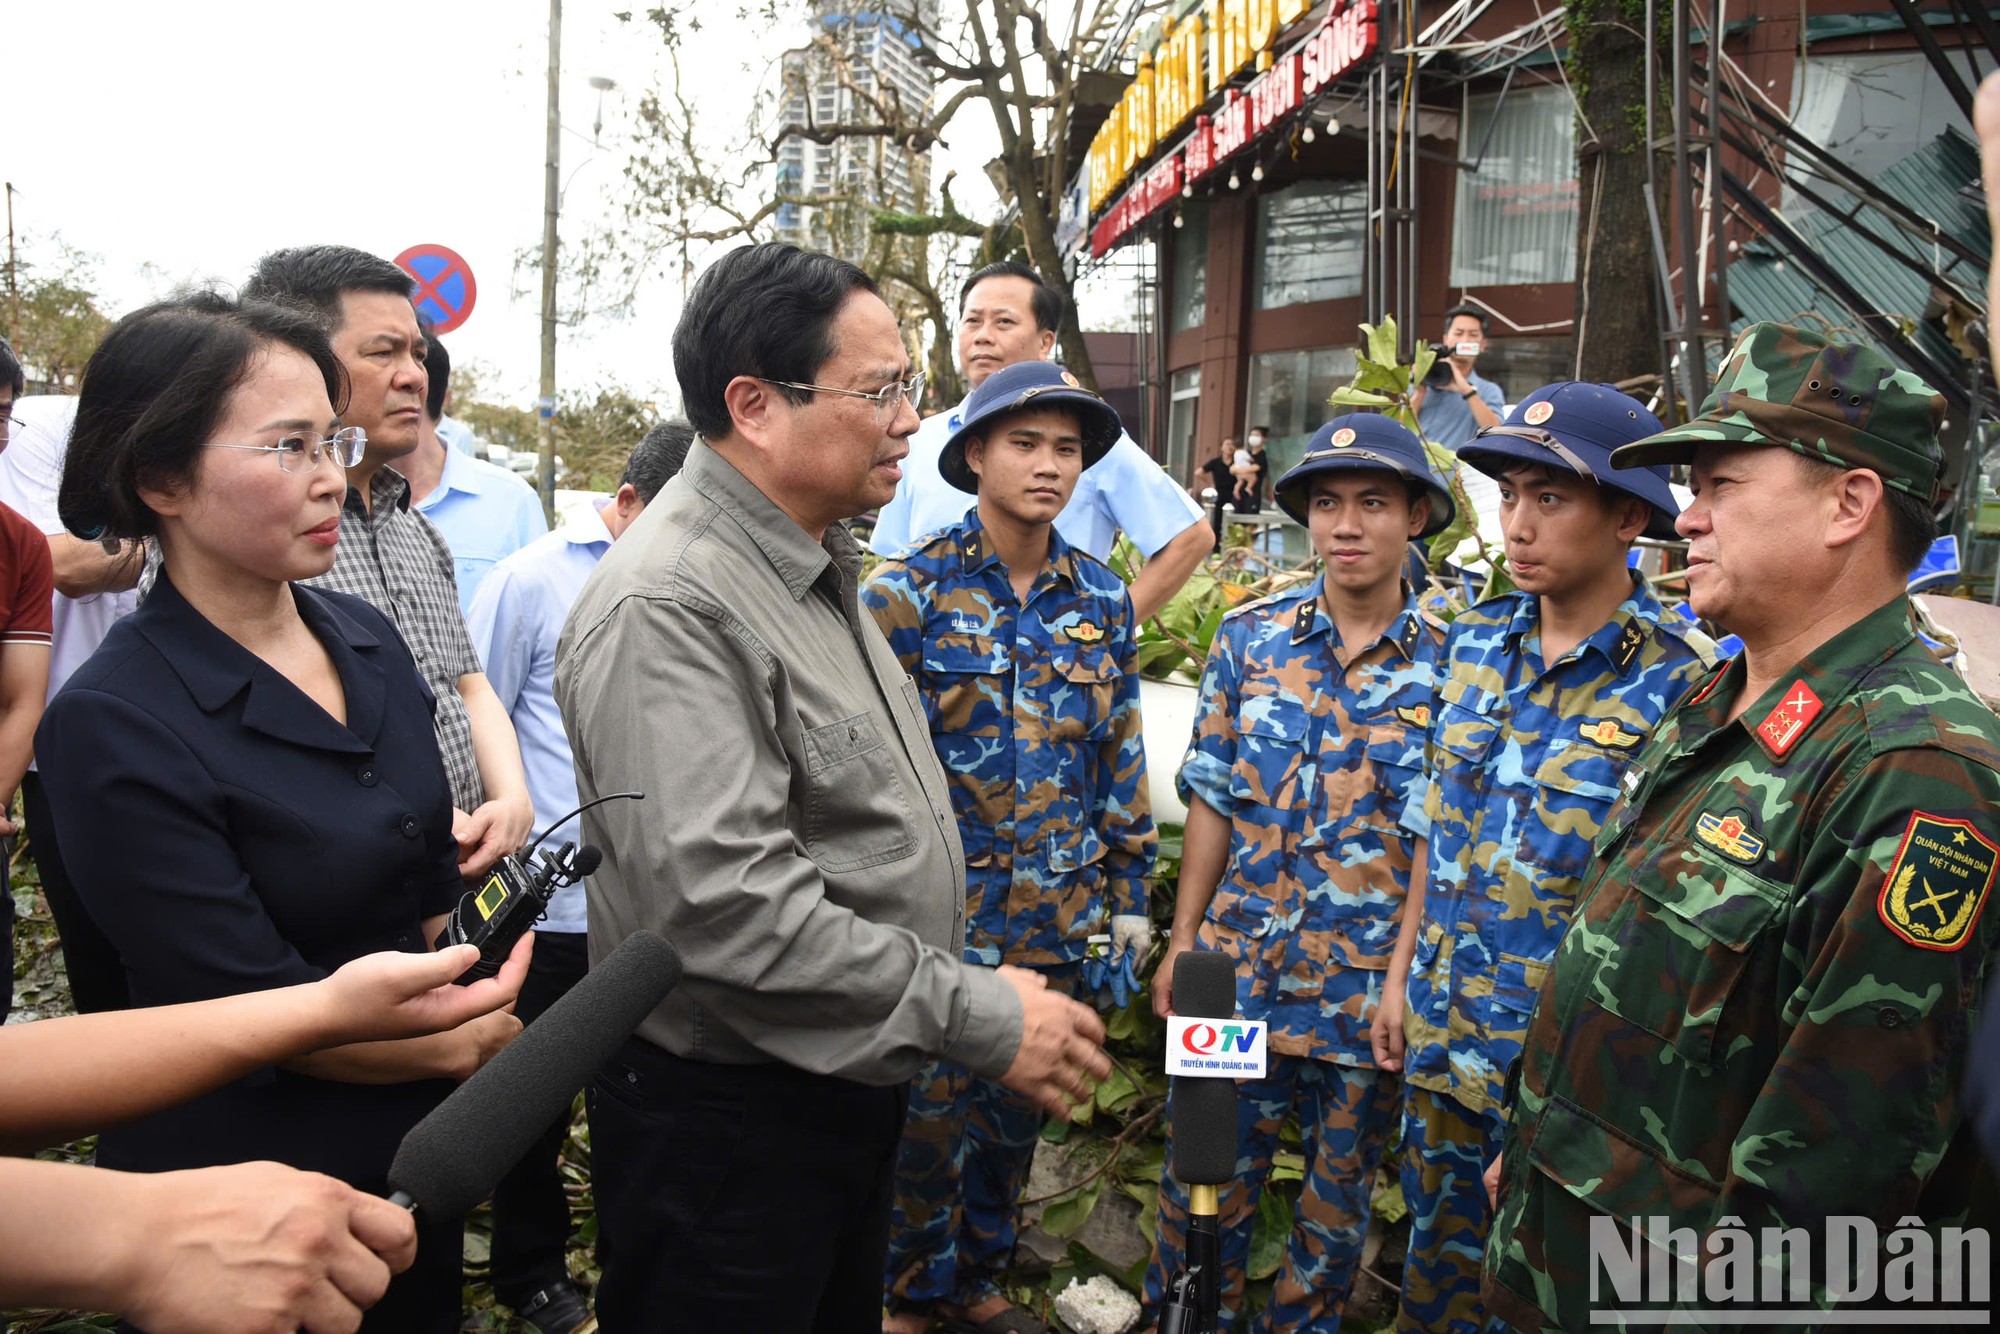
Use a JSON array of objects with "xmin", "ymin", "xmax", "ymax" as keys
[
  {"xmin": 1475, "ymin": 336, "xmax": 1576, "ymax": 408},
  {"xmin": 1256, "ymin": 180, "xmax": 1367, "ymax": 309},
  {"xmin": 1450, "ymin": 83, "xmax": 1578, "ymax": 288},
  {"xmin": 1171, "ymin": 203, "xmax": 1210, "ymax": 333},
  {"xmin": 1244, "ymin": 345, "xmax": 1359, "ymax": 479},
  {"xmin": 1165, "ymin": 366, "xmax": 1202, "ymax": 484}
]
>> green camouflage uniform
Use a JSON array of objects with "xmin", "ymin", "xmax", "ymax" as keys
[{"xmin": 1483, "ymin": 323, "xmax": 2000, "ymax": 1328}]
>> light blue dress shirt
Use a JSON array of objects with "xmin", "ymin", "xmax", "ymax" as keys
[
  {"xmin": 463, "ymin": 503, "xmax": 614, "ymax": 933},
  {"xmin": 412, "ymin": 446, "xmax": 549, "ymax": 614},
  {"xmin": 1415, "ymin": 370, "xmax": 1506, "ymax": 450},
  {"xmin": 868, "ymin": 394, "xmax": 1205, "ymax": 562}
]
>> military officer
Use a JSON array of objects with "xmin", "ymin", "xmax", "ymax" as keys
[
  {"xmin": 1146, "ymin": 414, "xmax": 1452, "ymax": 1331},
  {"xmin": 1371, "ymin": 382, "xmax": 1717, "ymax": 1332},
  {"xmin": 865, "ymin": 359, "xmax": 1157, "ymax": 1334},
  {"xmin": 1482, "ymin": 324, "xmax": 2000, "ymax": 1327}
]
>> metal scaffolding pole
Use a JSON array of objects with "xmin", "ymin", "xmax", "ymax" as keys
[{"xmin": 1671, "ymin": 0, "xmax": 1707, "ymax": 406}]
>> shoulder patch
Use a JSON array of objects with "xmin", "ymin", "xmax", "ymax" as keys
[{"xmin": 1877, "ymin": 812, "xmax": 1998, "ymax": 951}]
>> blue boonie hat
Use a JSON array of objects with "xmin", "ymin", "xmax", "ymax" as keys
[
  {"xmin": 1455, "ymin": 382, "xmax": 1680, "ymax": 539},
  {"xmin": 1274, "ymin": 413, "xmax": 1456, "ymax": 539},
  {"xmin": 941, "ymin": 361, "xmax": 1123, "ymax": 494}
]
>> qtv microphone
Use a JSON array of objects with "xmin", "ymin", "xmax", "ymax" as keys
[
  {"xmin": 386, "ymin": 929, "xmax": 682, "ymax": 1215},
  {"xmin": 1159, "ymin": 949, "xmax": 1239, "ymax": 1334}
]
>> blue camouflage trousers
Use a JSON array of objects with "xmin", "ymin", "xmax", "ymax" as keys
[
  {"xmin": 1146, "ymin": 1055, "xmax": 1401, "ymax": 1332},
  {"xmin": 1395, "ymin": 1083, "xmax": 1508, "ymax": 1333},
  {"xmin": 885, "ymin": 963, "xmax": 1081, "ymax": 1309}
]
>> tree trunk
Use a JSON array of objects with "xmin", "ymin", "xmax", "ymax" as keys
[{"xmin": 1569, "ymin": 1, "xmax": 1665, "ymax": 384}]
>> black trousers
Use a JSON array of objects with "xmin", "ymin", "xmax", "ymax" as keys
[
  {"xmin": 490, "ymin": 929, "xmax": 591, "ymax": 1302},
  {"xmin": 23, "ymin": 771, "xmax": 129, "ymax": 1015},
  {"xmin": 587, "ymin": 1036, "xmax": 908, "ymax": 1333}
]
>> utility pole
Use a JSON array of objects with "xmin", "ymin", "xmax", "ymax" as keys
[
  {"xmin": 5, "ymin": 183, "xmax": 18, "ymax": 351},
  {"xmin": 537, "ymin": 0, "xmax": 562, "ymax": 526}
]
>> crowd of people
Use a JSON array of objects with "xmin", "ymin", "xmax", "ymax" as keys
[{"xmin": 0, "ymin": 78, "xmax": 1999, "ymax": 1334}]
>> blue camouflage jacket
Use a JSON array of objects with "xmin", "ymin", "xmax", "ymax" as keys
[
  {"xmin": 1399, "ymin": 574, "xmax": 1716, "ymax": 1114},
  {"xmin": 862, "ymin": 512, "xmax": 1155, "ymax": 967},
  {"xmin": 1183, "ymin": 578, "xmax": 1444, "ymax": 1064}
]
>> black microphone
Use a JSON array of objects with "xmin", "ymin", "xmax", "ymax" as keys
[
  {"xmin": 1160, "ymin": 949, "xmax": 1238, "ymax": 1334},
  {"xmin": 386, "ymin": 929, "xmax": 682, "ymax": 1215}
]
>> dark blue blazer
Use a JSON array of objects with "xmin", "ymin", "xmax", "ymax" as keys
[{"xmin": 35, "ymin": 572, "xmax": 466, "ymax": 1187}]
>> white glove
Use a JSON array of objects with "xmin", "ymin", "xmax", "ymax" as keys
[{"xmin": 1110, "ymin": 914, "xmax": 1151, "ymax": 966}]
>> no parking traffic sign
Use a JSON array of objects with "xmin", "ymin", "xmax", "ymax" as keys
[{"xmin": 394, "ymin": 244, "xmax": 478, "ymax": 335}]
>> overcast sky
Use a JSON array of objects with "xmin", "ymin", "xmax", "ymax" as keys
[{"xmin": 10, "ymin": 0, "xmax": 1010, "ymax": 408}]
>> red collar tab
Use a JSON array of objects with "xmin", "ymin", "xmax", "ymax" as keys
[{"xmin": 1754, "ymin": 679, "xmax": 1823, "ymax": 759}]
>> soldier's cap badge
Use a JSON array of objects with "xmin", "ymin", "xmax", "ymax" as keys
[
  {"xmin": 1397, "ymin": 704, "xmax": 1431, "ymax": 728},
  {"xmin": 1065, "ymin": 621, "xmax": 1106, "ymax": 644},
  {"xmin": 1580, "ymin": 718, "xmax": 1643, "ymax": 749},
  {"xmin": 1695, "ymin": 809, "xmax": 1765, "ymax": 864},
  {"xmin": 1060, "ymin": 370, "xmax": 1082, "ymax": 389},
  {"xmin": 1523, "ymin": 400, "xmax": 1555, "ymax": 426},
  {"xmin": 1330, "ymin": 427, "xmax": 1357, "ymax": 448},
  {"xmin": 1878, "ymin": 812, "xmax": 1997, "ymax": 952}
]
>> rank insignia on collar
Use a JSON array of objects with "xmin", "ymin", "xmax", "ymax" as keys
[
  {"xmin": 1695, "ymin": 809, "xmax": 1765, "ymax": 864},
  {"xmin": 1580, "ymin": 719, "xmax": 1643, "ymax": 748},
  {"xmin": 1293, "ymin": 603, "xmax": 1316, "ymax": 643},
  {"xmin": 1397, "ymin": 704, "xmax": 1431, "ymax": 728},
  {"xmin": 1065, "ymin": 620, "xmax": 1106, "ymax": 644},
  {"xmin": 1754, "ymin": 679, "xmax": 1823, "ymax": 759},
  {"xmin": 1879, "ymin": 813, "xmax": 1998, "ymax": 951},
  {"xmin": 1614, "ymin": 621, "xmax": 1644, "ymax": 671}
]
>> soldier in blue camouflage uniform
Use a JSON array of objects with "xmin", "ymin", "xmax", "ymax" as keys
[
  {"xmin": 1369, "ymin": 383, "xmax": 1717, "ymax": 1333},
  {"xmin": 865, "ymin": 360, "xmax": 1156, "ymax": 1334},
  {"xmin": 1485, "ymin": 326, "xmax": 2000, "ymax": 1329},
  {"xmin": 1145, "ymin": 414, "xmax": 1454, "ymax": 1331}
]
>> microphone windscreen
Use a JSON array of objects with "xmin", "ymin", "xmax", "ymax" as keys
[
  {"xmin": 1173, "ymin": 948, "xmax": 1236, "ymax": 1020},
  {"xmin": 572, "ymin": 845, "xmax": 603, "ymax": 879},
  {"xmin": 1169, "ymin": 949, "xmax": 1240, "ymax": 1187},
  {"xmin": 387, "ymin": 930, "xmax": 682, "ymax": 1216}
]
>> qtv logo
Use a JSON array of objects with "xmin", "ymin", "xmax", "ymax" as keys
[{"xmin": 1164, "ymin": 1015, "xmax": 1269, "ymax": 1078}]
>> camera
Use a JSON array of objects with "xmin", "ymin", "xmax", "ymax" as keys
[
  {"xmin": 1424, "ymin": 343, "xmax": 1456, "ymax": 389},
  {"xmin": 431, "ymin": 791, "xmax": 643, "ymax": 984}
]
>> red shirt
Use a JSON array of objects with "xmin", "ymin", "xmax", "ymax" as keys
[{"xmin": 0, "ymin": 499, "xmax": 53, "ymax": 650}]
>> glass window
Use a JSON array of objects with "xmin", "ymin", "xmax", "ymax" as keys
[
  {"xmin": 1255, "ymin": 180, "xmax": 1367, "ymax": 309},
  {"xmin": 1788, "ymin": 49, "xmax": 1995, "ymax": 210},
  {"xmin": 1170, "ymin": 202, "xmax": 1210, "ymax": 334},
  {"xmin": 1244, "ymin": 345, "xmax": 1360, "ymax": 480},
  {"xmin": 1475, "ymin": 335, "xmax": 1576, "ymax": 408},
  {"xmin": 1450, "ymin": 83, "xmax": 1579, "ymax": 288},
  {"xmin": 1165, "ymin": 366, "xmax": 1202, "ymax": 484}
]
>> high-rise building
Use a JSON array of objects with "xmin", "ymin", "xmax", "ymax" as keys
[{"xmin": 775, "ymin": 0, "xmax": 938, "ymax": 257}]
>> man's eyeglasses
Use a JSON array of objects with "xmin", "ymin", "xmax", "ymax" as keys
[
  {"xmin": 204, "ymin": 427, "xmax": 367, "ymax": 473},
  {"xmin": 758, "ymin": 370, "xmax": 926, "ymax": 419}
]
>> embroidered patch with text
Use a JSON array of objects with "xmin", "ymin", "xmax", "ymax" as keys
[{"xmin": 1877, "ymin": 813, "xmax": 1998, "ymax": 952}]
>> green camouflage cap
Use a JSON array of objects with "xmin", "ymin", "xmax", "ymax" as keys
[{"xmin": 1609, "ymin": 322, "xmax": 1946, "ymax": 503}]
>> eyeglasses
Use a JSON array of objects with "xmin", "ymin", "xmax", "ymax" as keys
[
  {"xmin": 758, "ymin": 370, "xmax": 926, "ymax": 419},
  {"xmin": 204, "ymin": 427, "xmax": 367, "ymax": 473}
]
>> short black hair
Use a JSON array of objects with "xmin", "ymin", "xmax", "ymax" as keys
[
  {"xmin": 242, "ymin": 245, "xmax": 416, "ymax": 332},
  {"xmin": 1250, "ymin": 424, "xmax": 1270, "ymax": 436},
  {"xmin": 671, "ymin": 243, "xmax": 879, "ymax": 441},
  {"xmin": 624, "ymin": 420, "xmax": 694, "ymax": 503},
  {"xmin": 1793, "ymin": 454, "xmax": 1939, "ymax": 575},
  {"xmin": 62, "ymin": 292, "xmax": 348, "ymax": 542},
  {"xmin": 959, "ymin": 261, "xmax": 1065, "ymax": 334},
  {"xmin": 0, "ymin": 337, "xmax": 22, "ymax": 396},
  {"xmin": 1443, "ymin": 304, "xmax": 1488, "ymax": 334},
  {"xmin": 423, "ymin": 335, "xmax": 451, "ymax": 422}
]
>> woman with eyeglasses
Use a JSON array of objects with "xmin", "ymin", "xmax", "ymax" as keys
[{"xmin": 32, "ymin": 292, "xmax": 521, "ymax": 1331}]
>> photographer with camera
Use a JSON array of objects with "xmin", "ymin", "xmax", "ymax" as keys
[{"xmin": 1412, "ymin": 305, "xmax": 1505, "ymax": 448}]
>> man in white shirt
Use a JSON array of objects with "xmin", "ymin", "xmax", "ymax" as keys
[{"xmin": 868, "ymin": 262, "xmax": 1213, "ymax": 624}]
